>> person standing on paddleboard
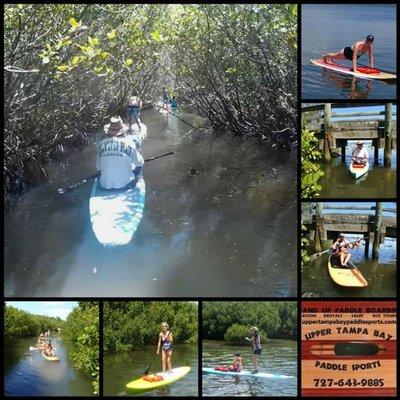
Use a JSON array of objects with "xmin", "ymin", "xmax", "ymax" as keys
[
  {"xmin": 126, "ymin": 96, "xmax": 142, "ymax": 131},
  {"xmin": 245, "ymin": 326, "xmax": 262, "ymax": 374},
  {"xmin": 322, "ymin": 35, "xmax": 374, "ymax": 72},
  {"xmin": 351, "ymin": 141, "xmax": 369, "ymax": 166},
  {"xmin": 157, "ymin": 322, "xmax": 173, "ymax": 372},
  {"xmin": 97, "ymin": 116, "xmax": 144, "ymax": 189},
  {"xmin": 331, "ymin": 234, "xmax": 361, "ymax": 266},
  {"xmin": 162, "ymin": 88, "xmax": 169, "ymax": 109}
]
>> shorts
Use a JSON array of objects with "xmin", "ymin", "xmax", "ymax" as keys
[
  {"xmin": 253, "ymin": 348, "xmax": 262, "ymax": 355},
  {"xmin": 343, "ymin": 47, "xmax": 361, "ymax": 61},
  {"xmin": 127, "ymin": 106, "xmax": 139, "ymax": 118}
]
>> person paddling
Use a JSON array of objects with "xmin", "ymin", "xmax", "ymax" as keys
[
  {"xmin": 331, "ymin": 234, "xmax": 361, "ymax": 267},
  {"xmin": 96, "ymin": 116, "xmax": 144, "ymax": 190},
  {"xmin": 245, "ymin": 326, "xmax": 262, "ymax": 374},
  {"xmin": 322, "ymin": 35, "xmax": 374, "ymax": 72},
  {"xmin": 157, "ymin": 322, "xmax": 173, "ymax": 372},
  {"xmin": 351, "ymin": 141, "xmax": 369, "ymax": 166},
  {"xmin": 126, "ymin": 96, "xmax": 142, "ymax": 131}
]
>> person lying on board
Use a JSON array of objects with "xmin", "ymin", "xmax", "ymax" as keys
[
  {"xmin": 214, "ymin": 353, "xmax": 243, "ymax": 372},
  {"xmin": 157, "ymin": 322, "xmax": 173, "ymax": 372},
  {"xmin": 351, "ymin": 141, "xmax": 369, "ymax": 165},
  {"xmin": 97, "ymin": 116, "xmax": 144, "ymax": 190},
  {"xmin": 322, "ymin": 35, "xmax": 374, "ymax": 72},
  {"xmin": 245, "ymin": 326, "xmax": 262, "ymax": 374}
]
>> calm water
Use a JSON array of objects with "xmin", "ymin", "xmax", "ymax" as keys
[
  {"xmin": 302, "ymin": 4, "xmax": 397, "ymax": 99},
  {"xmin": 302, "ymin": 239, "xmax": 397, "ymax": 297},
  {"xmin": 104, "ymin": 344, "xmax": 198, "ymax": 396},
  {"xmin": 202, "ymin": 340, "xmax": 297, "ymax": 397},
  {"xmin": 4, "ymin": 109, "xmax": 297, "ymax": 297},
  {"xmin": 318, "ymin": 149, "xmax": 397, "ymax": 198},
  {"xmin": 4, "ymin": 335, "xmax": 93, "ymax": 396}
]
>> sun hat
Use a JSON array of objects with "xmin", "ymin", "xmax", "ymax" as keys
[{"xmin": 104, "ymin": 116, "xmax": 128, "ymax": 136}]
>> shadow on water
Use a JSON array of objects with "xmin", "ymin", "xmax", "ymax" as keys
[
  {"xmin": 104, "ymin": 344, "xmax": 198, "ymax": 397},
  {"xmin": 302, "ymin": 241, "xmax": 396, "ymax": 297},
  {"xmin": 301, "ymin": 4, "xmax": 396, "ymax": 99},
  {"xmin": 202, "ymin": 340, "xmax": 297, "ymax": 397},
  {"xmin": 4, "ymin": 335, "xmax": 93, "ymax": 396},
  {"xmin": 5, "ymin": 108, "xmax": 297, "ymax": 297}
]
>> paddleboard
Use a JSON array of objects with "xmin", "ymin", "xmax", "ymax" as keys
[
  {"xmin": 202, "ymin": 367, "xmax": 293, "ymax": 379},
  {"xmin": 310, "ymin": 59, "xmax": 396, "ymax": 80},
  {"xmin": 89, "ymin": 177, "xmax": 145, "ymax": 246},
  {"xmin": 126, "ymin": 366, "xmax": 191, "ymax": 391},
  {"xmin": 328, "ymin": 253, "xmax": 368, "ymax": 288},
  {"xmin": 42, "ymin": 352, "xmax": 60, "ymax": 361},
  {"xmin": 350, "ymin": 161, "xmax": 369, "ymax": 179}
]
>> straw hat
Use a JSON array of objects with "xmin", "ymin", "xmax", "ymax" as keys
[
  {"xmin": 104, "ymin": 116, "xmax": 128, "ymax": 136},
  {"xmin": 356, "ymin": 140, "xmax": 364, "ymax": 145}
]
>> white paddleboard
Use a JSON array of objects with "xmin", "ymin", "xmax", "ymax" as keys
[{"xmin": 203, "ymin": 367, "xmax": 293, "ymax": 379}]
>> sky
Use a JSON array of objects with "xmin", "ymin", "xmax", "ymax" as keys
[
  {"xmin": 5, "ymin": 301, "xmax": 78, "ymax": 320},
  {"xmin": 332, "ymin": 105, "xmax": 397, "ymax": 121}
]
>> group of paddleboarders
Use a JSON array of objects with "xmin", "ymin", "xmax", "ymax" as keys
[
  {"xmin": 322, "ymin": 35, "xmax": 374, "ymax": 72},
  {"xmin": 330, "ymin": 234, "xmax": 361, "ymax": 267},
  {"xmin": 36, "ymin": 333, "xmax": 56, "ymax": 357},
  {"xmin": 96, "ymin": 96, "xmax": 145, "ymax": 190}
]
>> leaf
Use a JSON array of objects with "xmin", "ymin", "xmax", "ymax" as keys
[
  {"xmin": 57, "ymin": 64, "xmax": 69, "ymax": 72},
  {"xmin": 151, "ymin": 30, "xmax": 161, "ymax": 42},
  {"xmin": 69, "ymin": 17, "xmax": 79, "ymax": 29},
  {"xmin": 124, "ymin": 59, "xmax": 133, "ymax": 67},
  {"xmin": 106, "ymin": 29, "xmax": 116, "ymax": 40},
  {"xmin": 88, "ymin": 37, "xmax": 99, "ymax": 46},
  {"xmin": 42, "ymin": 56, "xmax": 50, "ymax": 65}
]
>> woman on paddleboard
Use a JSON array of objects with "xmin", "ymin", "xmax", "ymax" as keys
[
  {"xmin": 157, "ymin": 322, "xmax": 173, "ymax": 372},
  {"xmin": 331, "ymin": 234, "xmax": 361, "ymax": 266},
  {"xmin": 97, "ymin": 116, "xmax": 144, "ymax": 189},
  {"xmin": 43, "ymin": 340, "xmax": 56, "ymax": 357},
  {"xmin": 351, "ymin": 141, "xmax": 369, "ymax": 165},
  {"xmin": 322, "ymin": 35, "xmax": 374, "ymax": 72},
  {"xmin": 245, "ymin": 326, "xmax": 262, "ymax": 374}
]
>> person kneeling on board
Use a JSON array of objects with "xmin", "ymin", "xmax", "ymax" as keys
[
  {"xmin": 322, "ymin": 35, "xmax": 374, "ymax": 72},
  {"xmin": 97, "ymin": 116, "xmax": 144, "ymax": 189},
  {"xmin": 351, "ymin": 140, "xmax": 369, "ymax": 166},
  {"xmin": 126, "ymin": 96, "xmax": 142, "ymax": 131},
  {"xmin": 245, "ymin": 326, "xmax": 262, "ymax": 374}
]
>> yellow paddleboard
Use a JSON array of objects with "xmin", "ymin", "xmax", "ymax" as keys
[
  {"xmin": 328, "ymin": 254, "xmax": 368, "ymax": 288},
  {"xmin": 126, "ymin": 366, "xmax": 191, "ymax": 391}
]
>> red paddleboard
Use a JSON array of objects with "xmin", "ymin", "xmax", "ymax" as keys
[{"xmin": 310, "ymin": 59, "xmax": 396, "ymax": 80}]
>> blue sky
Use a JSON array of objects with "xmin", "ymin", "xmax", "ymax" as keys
[
  {"xmin": 332, "ymin": 105, "xmax": 397, "ymax": 121},
  {"xmin": 5, "ymin": 301, "xmax": 78, "ymax": 320}
]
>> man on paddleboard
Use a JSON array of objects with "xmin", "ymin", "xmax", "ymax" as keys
[
  {"xmin": 97, "ymin": 116, "xmax": 144, "ymax": 189},
  {"xmin": 126, "ymin": 96, "xmax": 142, "ymax": 131},
  {"xmin": 351, "ymin": 141, "xmax": 369, "ymax": 165},
  {"xmin": 322, "ymin": 35, "xmax": 374, "ymax": 72},
  {"xmin": 245, "ymin": 326, "xmax": 262, "ymax": 374}
]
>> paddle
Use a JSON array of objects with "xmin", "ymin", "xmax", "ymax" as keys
[
  {"xmin": 309, "ymin": 235, "xmax": 369, "ymax": 262},
  {"xmin": 58, "ymin": 151, "xmax": 174, "ymax": 194},
  {"xmin": 141, "ymin": 355, "xmax": 156, "ymax": 376}
]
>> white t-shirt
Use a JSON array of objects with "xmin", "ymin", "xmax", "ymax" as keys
[
  {"xmin": 96, "ymin": 135, "xmax": 144, "ymax": 189},
  {"xmin": 352, "ymin": 147, "xmax": 369, "ymax": 160}
]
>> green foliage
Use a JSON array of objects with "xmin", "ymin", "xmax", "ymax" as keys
[
  {"xmin": 301, "ymin": 129, "xmax": 324, "ymax": 198},
  {"xmin": 62, "ymin": 302, "xmax": 99, "ymax": 395},
  {"xmin": 103, "ymin": 301, "xmax": 198, "ymax": 354},
  {"xmin": 301, "ymin": 223, "xmax": 311, "ymax": 269},
  {"xmin": 225, "ymin": 324, "xmax": 265, "ymax": 345},
  {"xmin": 202, "ymin": 302, "xmax": 297, "ymax": 340},
  {"xmin": 4, "ymin": 305, "xmax": 63, "ymax": 340}
]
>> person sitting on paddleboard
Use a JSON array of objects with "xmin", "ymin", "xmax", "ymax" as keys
[
  {"xmin": 331, "ymin": 234, "xmax": 361, "ymax": 266},
  {"xmin": 230, "ymin": 353, "xmax": 243, "ymax": 372},
  {"xmin": 97, "ymin": 116, "xmax": 144, "ymax": 190},
  {"xmin": 351, "ymin": 141, "xmax": 369, "ymax": 166},
  {"xmin": 157, "ymin": 322, "xmax": 173, "ymax": 372},
  {"xmin": 245, "ymin": 326, "xmax": 262, "ymax": 374},
  {"xmin": 126, "ymin": 96, "xmax": 142, "ymax": 131},
  {"xmin": 322, "ymin": 35, "xmax": 374, "ymax": 72},
  {"xmin": 43, "ymin": 340, "xmax": 55, "ymax": 356}
]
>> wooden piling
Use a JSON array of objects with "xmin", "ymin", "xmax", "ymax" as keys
[
  {"xmin": 384, "ymin": 103, "xmax": 393, "ymax": 166},
  {"xmin": 364, "ymin": 236, "xmax": 369, "ymax": 258},
  {"xmin": 372, "ymin": 202, "xmax": 383, "ymax": 260},
  {"xmin": 323, "ymin": 104, "xmax": 332, "ymax": 162},
  {"xmin": 315, "ymin": 203, "xmax": 324, "ymax": 252}
]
